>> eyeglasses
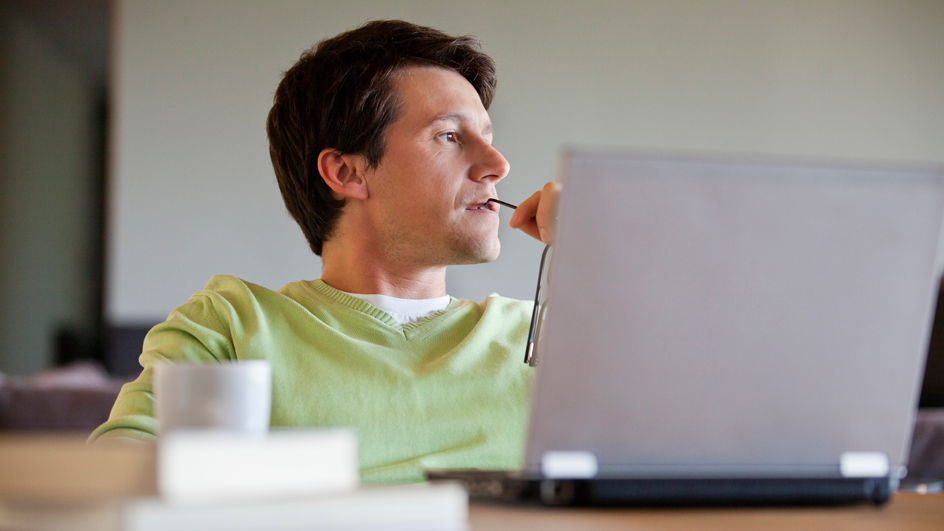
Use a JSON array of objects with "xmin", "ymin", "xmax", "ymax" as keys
[{"xmin": 486, "ymin": 199, "xmax": 551, "ymax": 367}]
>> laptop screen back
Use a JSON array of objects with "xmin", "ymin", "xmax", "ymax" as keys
[{"xmin": 526, "ymin": 152, "xmax": 944, "ymax": 479}]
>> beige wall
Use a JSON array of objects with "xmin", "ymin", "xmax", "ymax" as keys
[{"xmin": 109, "ymin": 0, "xmax": 944, "ymax": 323}]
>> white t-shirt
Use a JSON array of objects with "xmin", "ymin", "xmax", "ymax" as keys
[{"xmin": 340, "ymin": 291, "xmax": 452, "ymax": 326}]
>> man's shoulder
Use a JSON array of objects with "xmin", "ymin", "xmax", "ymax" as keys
[
  {"xmin": 478, "ymin": 293, "xmax": 532, "ymax": 311},
  {"xmin": 157, "ymin": 276, "xmax": 336, "ymax": 351},
  {"xmin": 468, "ymin": 293, "xmax": 534, "ymax": 329},
  {"xmin": 199, "ymin": 274, "xmax": 276, "ymax": 294},
  {"xmin": 196, "ymin": 274, "xmax": 310, "ymax": 303},
  {"xmin": 178, "ymin": 275, "xmax": 318, "ymax": 324}
]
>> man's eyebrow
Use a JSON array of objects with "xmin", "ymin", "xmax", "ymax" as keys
[{"xmin": 429, "ymin": 112, "xmax": 493, "ymax": 134}]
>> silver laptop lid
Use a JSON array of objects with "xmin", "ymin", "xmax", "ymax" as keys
[{"xmin": 526, "ymin": 151, "xmax": 944, "ymax": 479}]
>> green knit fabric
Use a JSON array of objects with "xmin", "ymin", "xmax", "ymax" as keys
[{"xmin": 89, "ymin": 275, "xmax": 535, "ymax": 484}]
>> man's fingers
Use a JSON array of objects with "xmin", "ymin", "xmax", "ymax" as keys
[
  {"xmin": 509, "ymin": 190, "xmax": 540, "ymax": 228},
  {"xmin": 509, "ymin": 182, "xmax": 561, "ymax": 244},
  {"xmin": 509, "ymin": 190, "xmax": 543, "ymax": 240},
  {"xmin": 534, "ymin": 182, "xmax": 561, "ymax": 243}
]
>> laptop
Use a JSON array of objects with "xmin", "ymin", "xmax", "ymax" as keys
[{"xmin": 427, "ymin": 150, "xmax": 944, "ymax": 506}]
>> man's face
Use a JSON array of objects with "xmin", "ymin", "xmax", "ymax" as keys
[{"xmin": 363, "ymin": 66, "xmax": 510, "ymax": 266}]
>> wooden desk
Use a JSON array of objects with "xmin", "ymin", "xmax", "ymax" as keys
[
  {"xmin": 469, "ymin": 493, "xmax": 944, "ymax": 531},
  {"xmin": 3, "ymin": 436, "xmax": 941, "ymax": 530}
]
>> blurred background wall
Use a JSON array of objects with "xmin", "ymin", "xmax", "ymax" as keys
[
  {"xmin": 0, "ymin": 0, "xmax": 107, "ymax": 375},
  {"xmin": 1, "ymin": 0, "xmax": 943, "ymax": 375}
]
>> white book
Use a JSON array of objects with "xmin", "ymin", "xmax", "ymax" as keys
[
  {"xmin": 124, "ymin": 483, "xmax": 468, "ymax": 531},
  {"xmin": 158, "ymin": 429, "xmax": 358, "ymax": 504},
  {"xmin": 0, "ymin": 483, "xmax": 468, "ymax": 531}
]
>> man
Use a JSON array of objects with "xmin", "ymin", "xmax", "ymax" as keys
[{"xmin": 91, "ymin": 20, "xmax": 559, "ymax": 484}]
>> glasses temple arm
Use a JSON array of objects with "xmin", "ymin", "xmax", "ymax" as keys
[{"xmin": 525, "ymin": 244, "xmax": 552, "ymax": 364}]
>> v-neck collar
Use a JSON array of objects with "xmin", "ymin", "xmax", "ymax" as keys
[{"xmin": 296, "ymin": 279, "xmax": 467, "ymax": 338}]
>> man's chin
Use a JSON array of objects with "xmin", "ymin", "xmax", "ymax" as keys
[{"xmin": 450, "ymin": 237, "xmax": 501, "ymax": 265}]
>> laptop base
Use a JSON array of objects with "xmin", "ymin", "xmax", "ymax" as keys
[{"xmin": 425, "ymin": 470, "xmax": 893, "ymax": 507}]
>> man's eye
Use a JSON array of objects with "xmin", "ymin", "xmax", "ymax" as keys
[{"xmin": 439, "ymin": 132, "xmax": 457, "ymax": 142}]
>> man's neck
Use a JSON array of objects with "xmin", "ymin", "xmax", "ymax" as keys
[{"xmin": 319, "ymin": 242, "xmax": 448, "ymax": 299}]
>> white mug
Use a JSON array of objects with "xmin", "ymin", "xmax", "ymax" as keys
[{"xmin": 153, "ymin": 360, "xmax": 272, "ymax": 436}]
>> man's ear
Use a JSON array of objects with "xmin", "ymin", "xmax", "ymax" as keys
[{"xmin": 317, "ymin": 149, "xmax": 369, "ymax": 201}]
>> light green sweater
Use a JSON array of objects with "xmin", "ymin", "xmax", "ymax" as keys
[{"xmin": 90, "ymin": 275, "xmax": 534, "ymax": 483}]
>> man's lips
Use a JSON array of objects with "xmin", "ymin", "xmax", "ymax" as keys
[{"xmin": 466, "ymin": 200, "xmax": 499, "ymax": 213}]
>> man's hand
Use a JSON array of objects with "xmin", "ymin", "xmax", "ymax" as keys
[{"xmin": 509, "ymin": 182, "xmax": 562, "ymax": 244}]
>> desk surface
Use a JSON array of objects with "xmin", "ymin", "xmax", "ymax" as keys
[
  {"xmin": 3, "ymin": 435, "xmax": 941, "ymax": 530},
  {"xmin": 468, "ymin": 493, "xmax": 944, "ymax": 531}
]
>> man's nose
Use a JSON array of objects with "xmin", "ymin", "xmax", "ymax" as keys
[{"xmin": 472, "ymin": 140, "xmax": 510, "ymax": 183}]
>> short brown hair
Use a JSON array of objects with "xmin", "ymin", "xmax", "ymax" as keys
[{"xmin": 266, "ymin": 20, "xmax": 497, "ymax": 256}]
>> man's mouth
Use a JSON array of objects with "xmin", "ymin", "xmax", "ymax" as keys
[{"xmin": 467, "ymin": 201, "xmax": 498, "ymax": 213}]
